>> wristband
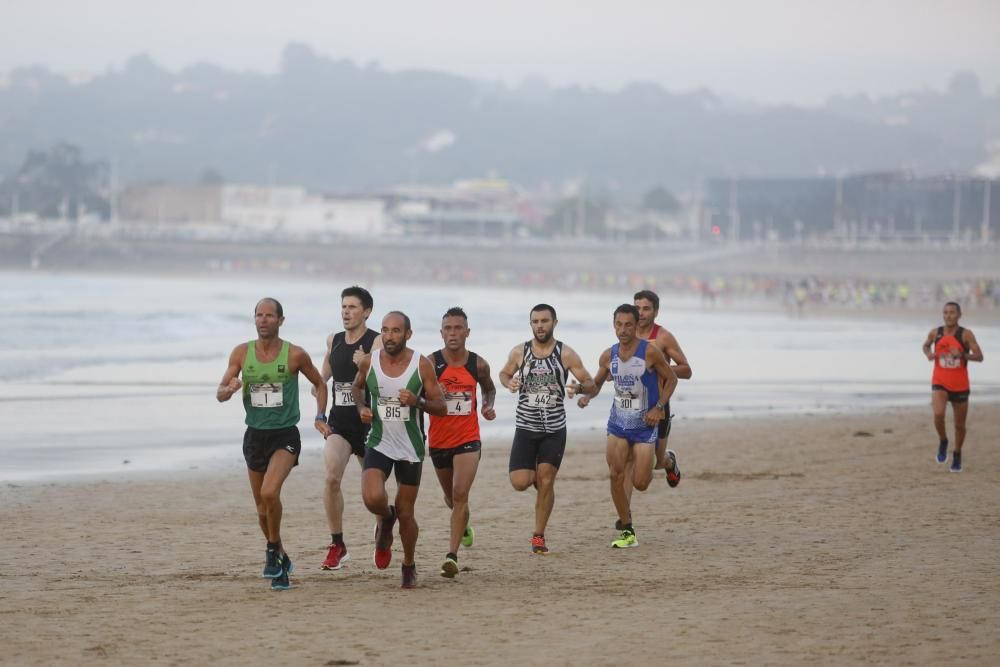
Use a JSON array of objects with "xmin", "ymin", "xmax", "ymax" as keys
[
  {"xmin": 655, "ymin": 403, "xmax": 665, "ymax": 411},
  {"xmin": 315, "ymin": 414, "xmax": 327, "ymax": 422},
  {"xmin": 418, "ymin": 396, "xmax": 427, "ymax": 409}
]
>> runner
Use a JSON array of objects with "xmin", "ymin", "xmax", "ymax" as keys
[
  {"xmin": 216, "ymin": 297, "xmax": 331, "ymax": 590},
  {"xmin": 498, "ymin": 303, "xmax": 596, "ymax": 555},
  {"xmin": 427, "ymin": 307, "xmax": 497, "ymax": 578},
  {"xmin": 577, "ymin": 304, "xmax": 677, "ymax": 548},
  {"xmin": 922, "ymin": 302, "xmax": 984, "ymax": 472},
  {"xmin": 353, "ymin": 311, "xmax": 448, "ymax": 588},
  {"xmin": 319, "ymin": 286, "xmax": 380, "ymax": 570},
  {"xmin": 633, "ymin": 289, "xmax": 691, "ymax": 488}
]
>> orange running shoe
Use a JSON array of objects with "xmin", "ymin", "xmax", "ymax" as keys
[{"xmin": 530, "ymin": 534, "xmax": 548, "ymax": 555}]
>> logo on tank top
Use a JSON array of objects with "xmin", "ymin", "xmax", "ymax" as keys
[{"xmin": 278, "ymin": 365, "xmax": 286, "ymax": 373}]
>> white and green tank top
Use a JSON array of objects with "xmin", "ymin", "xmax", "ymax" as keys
[
  {"xmin": 242, "ymin": 340, "xmax": 299, "ymax": 430},
  {"xmin": 365, "ymin": 349, "xmax": 425, "ymax": 462}
]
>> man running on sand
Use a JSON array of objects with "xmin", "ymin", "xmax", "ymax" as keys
[
  {"xmin": 922, "ymin": 301, "xmax": 984, "ymax": 472},
  {"xmin": 498, "ymin": 303, "xmax": 596, "ymax": 555},
  {"xmin": 427, "ymin": 307, "xmax": 497, "ymax": 578},
  {"xmin": 217, "ymin": 297, "xmax": 331, "ymax": 591},
  {"xmin": 353, "ymin": 311, "xmax": 447, "ymax": 588}
]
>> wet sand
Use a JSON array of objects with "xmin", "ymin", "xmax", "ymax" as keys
[{"xmin": 3, "ymin": 404, "xmax": 999, "ymax": 665}]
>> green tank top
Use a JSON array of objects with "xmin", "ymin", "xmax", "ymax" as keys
[{"xmin": 242, "ymin": 340, "xmax": 299, "ymax": 430}]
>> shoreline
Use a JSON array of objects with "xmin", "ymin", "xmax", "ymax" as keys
[{"xmin": 5, "ymin": 403, "xmax": 1000, "ymax": 664}]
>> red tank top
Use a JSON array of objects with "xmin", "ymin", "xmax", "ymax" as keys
[
  {"xmin": 931, "ymin": 327, "xmax": 970, "ymax": 392},
  {"xmin": 428, "ymin": 351, "xmax": 481, "ymax": 449},
  {"xmin": 647, "ymin": 323, "xmax": 662, "ymax": 341}
]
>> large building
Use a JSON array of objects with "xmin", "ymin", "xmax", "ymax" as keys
[{"xmin": 702, "ymin": 174, "xmax": 999, "ymax": 243}]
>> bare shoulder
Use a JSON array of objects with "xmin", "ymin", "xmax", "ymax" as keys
[
  {"xmin": 476, "ymin": 353, "xmax": 492, "ymax": 374},
  {"xmin": 656, "ymin": 328, "xmax": 680, "ymax": 347}
]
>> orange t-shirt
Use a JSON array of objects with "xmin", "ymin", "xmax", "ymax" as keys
[
  {"xmin": 428, "ymin": 351, "xmax": 481, "ymax": 449},
  {"xmin": 931, "ymin": 327, "xmax": 970, "ymax": 392}
]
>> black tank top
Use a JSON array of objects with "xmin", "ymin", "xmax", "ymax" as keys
[{"xmin": 329, "ymin": 328, "xmax": 379, "ymax": 426}]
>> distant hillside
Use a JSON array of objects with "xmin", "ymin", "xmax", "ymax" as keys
[{"xmin": 1, "ymin": 43, "xmax": 996, "ymax": 195}]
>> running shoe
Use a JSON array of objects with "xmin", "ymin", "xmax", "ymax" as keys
[
  {"xmin": 461, "ymin": 525, "xmax": 475, "ymax": 548},
  {"xmin": 401, "ymin": 564, "xmax": 418, "ymax": 589},
  {"xmin": 262, "ymin": 547, "xmax": 282, "ymax": 578},
  {"xmin": 665, "ymin": 449, "xmax": 681, "ymax": 488},
  {"xmin": 373, "ymin": 507, "xmax": 396, "ymax": 570},
  {"xmin": 271, "ymin": 565, "xmax": 293, "ymax": 591},
  {"xmin": 440, "ymin": 555, "xmax": 459, "ymax": 578},
  {"xmin": 281, "ymin": 552, "xmax": 294, "ymax": 575},
  {"xmin": 950, "ymin": 452, "xmax": 962, "ymax": 473},
  {"xmin": 936, "ymin": 439, "xmax": 948, "ymax": 464},
  {"xmin": 321, "ymin": 542, "xmax": 350, "ymax": 570},
  {"xmin": 611, "ymin": 528, "xmax": 638, "ymax": 549},
  {"xmin": 530, "ymin": 534, "xmax": 548, "ymax": 555}
]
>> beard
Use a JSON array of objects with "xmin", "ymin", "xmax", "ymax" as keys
[{"xmin": 533, "ymin": 330, "xmax": 553, "ymax": 344}]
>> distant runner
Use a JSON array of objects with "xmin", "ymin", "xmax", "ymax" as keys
[{"xmin": 922, "ymin": 302, "xmax": 984, "ymax": 472}]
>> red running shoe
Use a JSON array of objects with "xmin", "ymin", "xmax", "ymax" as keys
[
  {"xmin": 373, "ymin": 507, "xmax": 396, "ymax": 570},
  {"xmin": 530, "ymin": 534, "xmax": 548, "ymax": 555},
  {"xmin": 665, "ymin": 449, "xmax": 681, "ymax": 488},
  {"xmin": 321, "ymin": 542, "xmax": 350, "ymax": 570}
]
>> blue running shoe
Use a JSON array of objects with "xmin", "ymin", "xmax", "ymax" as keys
[
  {"xmin": 262, "ymin": 548, "xmax": 282, "ymax": 579},
  {"xmin": 937, "ymin": 439, "xmax": 948, "ymax": 464},
  {"xmin": 950, "ymin": 452, "xmax": 962, "ymax": 473},
  {"xmin": 270, "ymin": 566, "xmax": 293, "ymax": 591}
]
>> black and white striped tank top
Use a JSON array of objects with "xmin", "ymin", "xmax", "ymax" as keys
[{"xmin": 515, "ymin": 340, "xmax": 568, "ymax": 433}]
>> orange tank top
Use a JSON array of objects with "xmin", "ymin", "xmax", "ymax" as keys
[
  {"xmin": 428, "ymin": 350, "xmax": 481, "ymax": 449},
  {"xmin": 931, "ymin": 327, "xmax": 970, "ymax": 392}
]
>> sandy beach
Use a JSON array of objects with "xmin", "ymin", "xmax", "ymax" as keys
[{"xmin": 3, "ymin": 404, "xmax": 999, "ymax": 666}]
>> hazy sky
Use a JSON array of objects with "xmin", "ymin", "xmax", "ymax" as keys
[{"xmin": 4, "ymin": 0, "xmax": 999, "ymax": 103}]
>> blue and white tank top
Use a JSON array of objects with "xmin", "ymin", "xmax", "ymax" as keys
[
  {"xmin": 515, "ymin": 341, "xmax": 568, "ymax": 433},
  {"xmin": 608, "ymin": 339, "xmax": 659, "ymax": 434}
]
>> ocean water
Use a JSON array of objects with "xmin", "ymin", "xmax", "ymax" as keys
[{"xmin": 3, "ymin": 270, "xmax": 998, "ymax": 482}]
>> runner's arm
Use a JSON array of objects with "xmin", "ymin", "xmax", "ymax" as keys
[
  {"xmin": 562, "ymin": 345, "xmax": 597, "ymax": 397},
  {"xmin": 216, "ymin": 344, "xmax": 247, "ymax": 402},
  {"xmin": 498, "ymin": 345, "xmax": 525, "ymax": 392},
  {"xmin": 577, "ymin": 348, "xmax": 610, "ymax": 407},
  {"xmin": 292, "ymin": 345, "xmax": 332, "ymax": 436},
  {"xmin": 413, "ymin": 356, "xmax": 448, "ymax": 416},
  {"xmin": 320, "ymin": 333, "xmax": 334, "ymax": 383},
  {"xmin": 964, "ymin": 329, "xmax": 984, "ymax": 362},
  {"xmin": 648, "ymin": 344, "xmax": 678, "ymax": 407},
  {"xmin": 352, "ymin": 354, "xmax": 373, "ymax": 424},
  {"xmin": 659, "ymin": 330, "xmax": 692, "ymax": 379},
  {"xmin": 922, "ymin": 329, "xmax": 937, "ymax": 361},
  {"xmin": 477, "ymin": 356, "xmax": 497, "ymax": 420}
]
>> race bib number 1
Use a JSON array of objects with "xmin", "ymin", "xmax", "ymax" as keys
[
  {"xmin": 334, "ymin": 382, "xmax": 355, "ymax": 406},
  {"xmin": 249, "ymin": 383, "xmax": 283, "ymax": 408},
  {"xmin": 377, "ymin": 397, "xmax": 409, "ymax": 422}
]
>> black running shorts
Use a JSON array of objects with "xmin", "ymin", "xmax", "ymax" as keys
[
  {"xmin": 327, "ymin": 419, "xmax": 369, "ymax": 458},
  {"xmin": 363, "ymin": 447, "xmax": 423, "ymax": 486},
  {"xmin": 243, "ymin": 426, "xmax": 301, "ymax": 472},
  {"xmin": 509, "ymin": 428, "xmax": 567, "ymax": 472},
  {"xmin": 429, "ymin": 440, "xmax": 482, "ymax": 470},
  {"xmin": 932, "ymin": 385, "xmax": 970, "ymax": 403}
]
